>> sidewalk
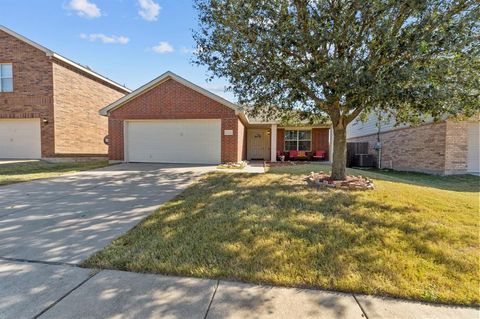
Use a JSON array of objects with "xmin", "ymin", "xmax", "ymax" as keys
[{"xmin": 1, "ymin": 259, "xmax": 478, "ymax": 319}]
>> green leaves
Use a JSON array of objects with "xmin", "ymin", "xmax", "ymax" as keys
[
  {"xmin": 193, "ymin": 0, "xmax": 479, "ymax": 124},
  {"xmin": 193, "ymin": 0, "xmax": 479, "ymax": 178}
]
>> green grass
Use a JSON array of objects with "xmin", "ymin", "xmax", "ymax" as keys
[
  {"xmin": 84, "ymin": 164, "xmax": 480, "ymax": 305},
  {"xmin": 0, "ymin": 160, "xmax": 109, "ymax": 186}
]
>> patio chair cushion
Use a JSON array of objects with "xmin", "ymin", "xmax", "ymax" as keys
[
  {"xmin": 289, "ymin": 150, "xmax": 298, "ymax": 158},
  {"xmin": 313, "ymin": 150, "xmax": 326, "ymax": 158}
]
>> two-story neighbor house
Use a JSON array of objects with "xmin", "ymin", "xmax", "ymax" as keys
[{"xmin": 0, "ymin": 26, "xmax": 130, "ymax": 159}]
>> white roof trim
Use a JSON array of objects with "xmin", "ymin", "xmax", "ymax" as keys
[
  {"xmin": 0, "ymin": 25, "xmax": 51, "ymax": 55},
  {"xmin": 0, "ymin": 25, "xmax": 130, "ymax": 93},
  {"xmin": 51, "ymin": 53, "xmax": 130, "ymax": 93},
  {"xmin": 99, "ymin": 71, "xmax": 240, "ymax": 116}
]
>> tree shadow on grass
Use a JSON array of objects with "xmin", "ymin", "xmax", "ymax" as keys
[
  {"xmin": 86, "ymin": 173, "xmax": 480, "ymax": 306},
  {"xmin": 361, "ymin": 169, "xmax": 480, "ymax": 193},
  {"xmin": 269, "ymin": 164, "xmax": 480, "ymax": 193}
]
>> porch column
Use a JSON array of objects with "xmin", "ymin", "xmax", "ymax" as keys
[
  {"xmin": 329, "ymin": 127, "xmax": 334, "ymax": 163},
  {"xmin": 270, "ymin": 124, "xmax": 277, "ymax": 162}
]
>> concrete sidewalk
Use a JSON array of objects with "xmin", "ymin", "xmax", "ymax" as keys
[{"xmin": 1, "ymin": 259, "xmax": 477, "ymax": 319}]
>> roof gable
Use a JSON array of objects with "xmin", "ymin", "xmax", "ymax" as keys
[
  {"xmin": 0, "ymin": 25, "xmax": 130, "ymax": 93},
  {"xmin": 99, "ymin": 71, "xmax": 240, "ymax": 116}
]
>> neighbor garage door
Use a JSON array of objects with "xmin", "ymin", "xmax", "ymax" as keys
[
  {"xmin": 125, "ymin": 119, "xmax": 221, "ymax": 164},
  {"xmin": 467, "ymin": 122, "xmax": 479, "ymax": 174},
  {"xmin": 0, "ymin": 119, "xmax": 41, "ymax": 159}
]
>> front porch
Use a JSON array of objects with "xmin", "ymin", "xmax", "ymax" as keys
[{"xmin": 245, "ymin": 125, "xmax": 333, "ymax": 163}]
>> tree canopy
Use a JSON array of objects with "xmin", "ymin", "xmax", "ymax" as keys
[{"xmin": 193, "ymin": 0, "xmax": 480, "ymax": 179}]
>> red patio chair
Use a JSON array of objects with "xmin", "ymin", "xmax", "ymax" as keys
[
  {"xmin": 313, "ymin": 150, "xmax": 327, "ymax": 160},
  {"xmin": 288, "ymin": 150, "xmax": 298, "ymax": 159}
]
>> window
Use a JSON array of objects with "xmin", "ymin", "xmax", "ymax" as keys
[
  {"xmin": 284, "ymin": 129, "xmax": 311, "ymax": 151},
  {"xmin": 0, "ymin": 64, "xmax": 13, "ymax": 92}
]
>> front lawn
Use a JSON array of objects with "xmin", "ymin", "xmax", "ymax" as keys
[
  {"xmin": 84, "ymin": 164, "xmax": 480, "ymax": 305},
  {"xmin": 0, "ymin": 160, "xmax": 109, "ymax": 186}
]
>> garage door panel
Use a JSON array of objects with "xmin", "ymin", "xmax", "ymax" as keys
[
  {"xmin": 0, "ymin": 119, "xmax": 41, "ymax": 159},
  {"xmin": 126, "ymin": 120, "xmax": 221, "ymax": 164}
]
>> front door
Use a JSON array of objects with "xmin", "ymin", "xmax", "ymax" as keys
[{"xmin": 247, "ymin": 129, "xmax": 270, "ymax": 160}]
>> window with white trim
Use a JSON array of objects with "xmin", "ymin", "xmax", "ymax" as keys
[
  {"xmin": 0, "ymin": 64, "xmax": 13, "ymax": 92},
  {"xmin": 284, "ymin": 129, "xmax": 311, "ymax": 151}
]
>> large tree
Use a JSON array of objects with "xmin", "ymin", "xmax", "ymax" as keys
[{"xmin": 193, "ymin": 0, "xmax": 479, "ymax": 180}]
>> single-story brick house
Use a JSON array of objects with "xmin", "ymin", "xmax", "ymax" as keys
[
  {"xmin": 347, "ymin": 113, "xmax": 480, "ymax": 175},
  {"xmin": 0, "ymin": 25, "xmax": 130, "ymax": 159},
  {"xmin": 99, "ymin": 71, "xmax": 333, "ymax": 164}
]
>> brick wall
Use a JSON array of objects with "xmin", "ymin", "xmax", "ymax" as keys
[
  {"xmin": 108, "ymin": 119, "xmax": 124, "ymax": 161},
  {"xmin": 108, "ymin": 78, "xmax": 239, "ymax": 162},
  {"xmin": 444, "ymin": 119, "xmax": 469, "ymax": 174},
  {"xmin": 0, "ymin": 29, "xmax": 128, "ymax": 158},
  {"xmin": 276, "ymin": 128, "xmax": 285, "ymax": 152},
  {"xmin": 312, "ymin": 128, "xmax": 330, "ymax": 159},
  {"xmin": 0, "ymin": 29, "xmax": 55, "ymax": 156},
  {"xmin": 348, "ymin": 122, "xmax": 448, "ymax": 174},
  {"xmin": 52, "ymin": 60, "xmax": 126, "ymax": 156},
  {"xmin": 221, "ymin": 118, "xmax": 239, "ymax": 162}
]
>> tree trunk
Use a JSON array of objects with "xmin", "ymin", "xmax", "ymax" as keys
[{"xmin": 331, "ymin": 124, "xmax": 347, "ymax": 180}]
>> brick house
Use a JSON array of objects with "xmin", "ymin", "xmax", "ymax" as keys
[
  {"xmin": 347, "ymin": 113, "xmax": 480, "ymax": 175},
  {"xmin": 0, "ymin": 26, "xmax": 130, "ymax": 159},
  {"xmin": 100, "ymin": 71, "xmax": 333, "ymax": 164}
]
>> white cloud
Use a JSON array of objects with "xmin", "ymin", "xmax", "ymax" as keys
[
  {"xmin": 152, "ymin": 41, "xmax": 174, "ymax": 53},
  {"xmin": 80, "ymin": 33, "xmax": 130, "ymax": 44},
  {"xmin": 68, "ymin": 0, "xmax": 101, "ymax": 18},
  {"xmin": 138, "ymin": 0, "xmax": 161, "ymax": 21}
]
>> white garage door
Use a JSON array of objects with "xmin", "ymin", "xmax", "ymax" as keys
[
  {"xmin": 0, "ymin": 119, "xmax": 41, "ymax": 159},
  {"xmin": 126, "ymin": 119, "xmax": 221, "ymax": 164},
  {"xmin": 467, "ymin": 122, "xmax": 479, "ymax": 174}
]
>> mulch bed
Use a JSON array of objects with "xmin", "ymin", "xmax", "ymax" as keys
[{"xmin": 306, "ymin": 171, "xmax": 374, "ymax": 190}]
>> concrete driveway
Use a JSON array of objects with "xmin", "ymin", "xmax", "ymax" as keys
[{"xmin": 0, "ymin": 163, "xmax": 215, "ymax": 264}]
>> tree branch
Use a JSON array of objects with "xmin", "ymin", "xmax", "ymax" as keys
[{"xmin": 346, "ymin": 105, "xmax": 365, "ymax": 123}]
